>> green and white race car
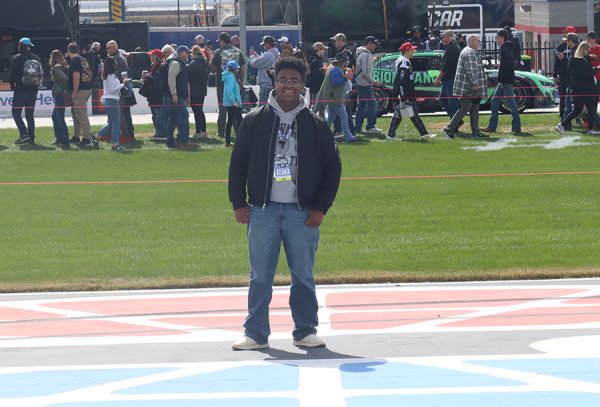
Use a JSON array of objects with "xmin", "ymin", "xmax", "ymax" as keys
[{"xmin": 358, "ymin": 51, "xmax": 557, "ymax": 116}]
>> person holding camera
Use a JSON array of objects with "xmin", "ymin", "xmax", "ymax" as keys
[{"xmin": 556, "ymin": 41, "xmax": 600, "ymax": 135}]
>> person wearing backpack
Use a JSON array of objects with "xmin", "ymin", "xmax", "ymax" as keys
[
  {"xmin": 9, "ymin": 37, "xmax": 42, "ymax": 145},
  {"xmin": 67, "ymin": 42, "xmax": 98, "ymax": 148}
]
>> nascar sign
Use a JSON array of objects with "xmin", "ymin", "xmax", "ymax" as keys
[
  {"xmin": 428, "ymin": 4, "xmax": 483, "ymax": 35},
  {"xmin": 109, "ymin": 0, "xmax": 125, "ymax": 22}
]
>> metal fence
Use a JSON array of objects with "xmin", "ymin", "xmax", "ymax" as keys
[{"xmin": 481, "ymin": 39, "xmax": 562, "ymax": 77}]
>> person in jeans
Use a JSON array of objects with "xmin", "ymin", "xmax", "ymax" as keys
[
  {"xmin": 434, "ymin": 30, "xmax": 461, "ymax": 118},
  {"xmin": 228, "ymin": 57, "xmax": 342, "ymax": 350},
  {"xmin": 50, "ymin": 50, "xmax": 70, "ymax": 148},
  {"xmin": 556, "ymin": 41, "xmax": 600, "ymax": 135},
  {"xmin": 316, "ymin": 53, "xmax": 357, "ymax": 143},
  {"xmin": 307, "ymin": 42, "xmax": 327, "ymax": 117},
  {"xmin": 67, "ymin": 42, "xmax": 99, "ymax": 148},
  {"xmin": 222, "ymin": 60, "xmax": 243, "ymax": 147},
  {"xmin": 9, "ymin": 37, "xmax": 40, "ymax": 145},
  {"xmin": 96, "ymin": 57, "xmax": 129, "ymax": 151},
  {"xmin": 354, "ymin": 36, "xmax": 382, "ymax": 134},
  {"xmin": 211, "ymin": 32, "xmax": 247, "ymax": 138},
  {"xmin": 442, "ymin": 34, "xmax": 487, "ymax": 139},
  {"xmin": 165, "ymin": 45, "xmax": 191, "ymax": 148},
  {"xmin": 188, "ymin": 45, "xmax": 209, "ymax": 138},
  {"xmin": 248, "ymin": 35, "xmax": 280, "ymax": 104},
  {"xmin": 483, "ymin": 29, "xmax": 522, "ymax": 134}
]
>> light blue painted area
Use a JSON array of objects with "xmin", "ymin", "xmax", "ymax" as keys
[
  {"xmin": 0, "ymin": 368, "xmax": 175, "ymax": 398},
  {"xmin": 346, "ymin": 392, "xmax": 600, "ymax": 407},
  {"xmin": 340, "ymin": 362, "xmax": 525, "ymax": 389},
  {"xmin": 116, "ymin": 364, "xmax": 299, "ymax": 394},
  {"xmin": 466, "ymin": 358, "xmax": 600, "ymax": 384},
  {"xmin": 48, "ymin": 398, "xmax": 299, "ymax": 407}
]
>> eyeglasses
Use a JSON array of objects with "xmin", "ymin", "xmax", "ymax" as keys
[{"xmin": 276, "ymin": 78, "xmax": 302, "ymax": 87}]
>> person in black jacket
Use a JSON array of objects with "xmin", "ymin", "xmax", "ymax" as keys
[
  {"xmin": 434, "ymin": 30, "xmax": 461, "ymax": 118},
  {"xmin": 307, "ymin": 42, "xmax": 327, "ymax": 117},
  {"xmin": 556, "ymin": 41, "xmax": 600, "ymax": 134},
  {"xmin": 387, "ymin": 42, "xmax": 435, "ymax": 140},
  {"xmin": 555, "ymin": 30, "xmax": 579, "ymax": 129},
  {"xmin": 228, "ymin": 57, "xmax": 341, "ymax": 351},
  {"xmin": 188, "ymin": 45, "xmax": 209, "ymax": 138},
  {"xmin": 9, "ymin": 37, "xmax": 41, "ymax": 145},
  {"xmin": 482, "ymin": 29, "xmax": 522, "ymax": 133}
]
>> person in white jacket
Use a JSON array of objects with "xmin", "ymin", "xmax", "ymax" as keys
[
  {"xmin": 354, "ymin": 36, "xmax": 382, "ymax": 134},
  {"xmin": 96, "ymin": 57, "xmax": 129, "ymax": 151}
]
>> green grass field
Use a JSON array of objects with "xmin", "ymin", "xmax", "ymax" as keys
[{"xmin": 1, "ymin": 112, "xmax": 599, "ymax": 292}]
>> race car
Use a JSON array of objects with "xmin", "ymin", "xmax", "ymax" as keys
[{"xmin": 354, "ymin": 51, "xmax": 557, "ymax": 116}]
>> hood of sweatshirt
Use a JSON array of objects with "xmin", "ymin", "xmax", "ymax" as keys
[
  {"xmin": 267, "ymin": 91, "xmax": 308, "ymax": 123},
  {"xmin": 267, "ymin": 47, "xmax": 281, "ymax": 58},
  {"xmin": 221, "ymin": 69, "xmax": 235, "ymax": 83},
  {"xmin": 356, "ymin": 46, "xmax": 370, "ymax": 56}
]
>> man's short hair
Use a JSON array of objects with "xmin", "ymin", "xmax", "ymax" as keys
[
  {"xmin": 466, "ymin": 34, "xmax": 480, "ymax": 45},
  {"xmin": 588, "ymin": 31, "xmax": 598, "ymax": 40},
  {"xmin": 219, "ymin": 32, "xmax": 231, "ymax": 43},
  {"xmin": 566, "ymin": 33, "xmax": 579, "ymax": 43},
  {"xmin": 107, "ymin": 40, "xmax": 118, "ymax": 49},
  {"xmin": 496, "ymin": 29, "xmax": 510, "ymax": 41},
  {"xmin": 441, "ymin": 30, "xmax": 454, "ymax": 39},
  {"xmin": 67, "ymin": 42, "xmax": 80, "ymax": 54},
  {"xmin": 275, "ymin": 57, "xmax": 306, "ymax": 79}
]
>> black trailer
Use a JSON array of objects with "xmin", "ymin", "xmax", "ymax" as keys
[{"xmin": 0, "ymin": 0, "xmax": 79, "ymax": 89}]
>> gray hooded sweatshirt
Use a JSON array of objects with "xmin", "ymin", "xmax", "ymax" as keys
[
  {"xmin": 268, "ymin": 91, "xmax": 309, "ymax": 204},
  {"xmin": 355, "ymin": 46, "xmax": 375, "ymax": 87},
  {"xmin": 249, "ymin": 47, "xmax": 280, "ymax": 89}
]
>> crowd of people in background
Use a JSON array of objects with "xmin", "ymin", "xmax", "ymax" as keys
[{"xmin": 7, "ymin": 23, "xmax": 600, "ymax": 151}]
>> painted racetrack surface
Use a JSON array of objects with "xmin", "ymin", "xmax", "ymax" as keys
[{"xmin": 1, "ymin": 279, "xmax": 600, "ymax": 406}]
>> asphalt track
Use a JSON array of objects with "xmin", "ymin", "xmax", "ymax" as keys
[{"xmin": 1, "ymin": 279, "xmax": 600, "ymax": 406}]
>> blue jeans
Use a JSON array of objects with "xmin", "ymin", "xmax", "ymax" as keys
[
  {"xmin": 354, "ymin": 85, "xmax": 377, "ymax": 131},
  {"xmin": 259, "ymin": 86, "xmax": 272, "ymax": 104},
  {"xmin": 245, "ymin": 203, "xmax": 320, "ymax": 344},
  {"xmin": 327, "ymin": 104, "xmax": 353, "ymax": 141},
  {"xmin": 165, "ymin": 97, "xmax": 190, "ymax": 146},
  {"xmin": 440, "ymin": 79, "xmax": 459, "ymax": 118},
  {"xmin": 52, "ymin": 94, "xmax": 69, "ymax": 145},
  {"xmin": 97, "ymin": 97, "xmax": 121, "ymax": 144},
  {"xmin": 12, "ymin": 89, "xmax": 37, "ymax": 140},
  {"xmin": 488, "ymin": 83, "xmax": 521, "ymax": 131}
]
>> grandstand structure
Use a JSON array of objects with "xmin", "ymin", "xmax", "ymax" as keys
[{"xmin": 79, "ymin": 0, "xmax": 233, "ymax": 27}]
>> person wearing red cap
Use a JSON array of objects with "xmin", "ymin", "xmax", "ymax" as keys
[{"xmin": 387, "ymin": 42, "xmax": 435, "ymax": 140}]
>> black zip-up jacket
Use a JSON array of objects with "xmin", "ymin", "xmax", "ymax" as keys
[
  {"xmin": 568, "ymin": 57, "xmax": 596, "ymax": 98},
  {"xmin": 228, "ymin": 104, "xmax": 342, "ymax": 214},
  {"xmin": 554, "ymin": 42, "xmax": 573, "ymax": 82},
  {"xmin": 497, "ymin": 42, "xmax": 515, "ymax": 85}
]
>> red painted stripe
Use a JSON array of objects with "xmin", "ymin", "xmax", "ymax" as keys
[
  {"xmin": 1, "ymin": 171, "xmax": 599, "ymax": 187},
  {"xmin": 515, "ymin": 24, "xmax": 588, "ymax": 35}
]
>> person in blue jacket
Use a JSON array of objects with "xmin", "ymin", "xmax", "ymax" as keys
[{"xmin": 223, "ymin": 60, "xmax": 243, "ymax": 147}]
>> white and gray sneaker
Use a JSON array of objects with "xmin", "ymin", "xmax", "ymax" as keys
[
  {"xmin": 365, "ymin": 127, "xmax": 383, "ymax": 134},
  {"xmin": 386, "ymin": 135, "xmax": 402, "ymax": 141},
  {"xmin": 420, "ymin": 133, "xmax": 437, "ymax": 140},
  {"xmin": 293, "ymin": 334, "xmax": 326, "ymax": 348},
  {"xmin": 555, "ymin": 124, "xmax": 565, "ymax": 134},
  {"xmin": 231, "ymin": 336, "xmax": 269, "ymax": 350},
  {"xmin": 585, "ymin": 130, "xmax": 600, "ymax": 135}
]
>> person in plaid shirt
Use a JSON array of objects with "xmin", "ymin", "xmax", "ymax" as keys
[{"xmin": 442, "ymin": 34, "xmax": 487, "ymax": 139}]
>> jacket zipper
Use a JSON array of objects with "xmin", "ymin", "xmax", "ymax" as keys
[
  {"xmin": 262, "ymin": 115, "xmax": 278, "ymax": 209},
  {"xmin": 294, "ymin": 118, "xmax": 301, "ymax": 210}
]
